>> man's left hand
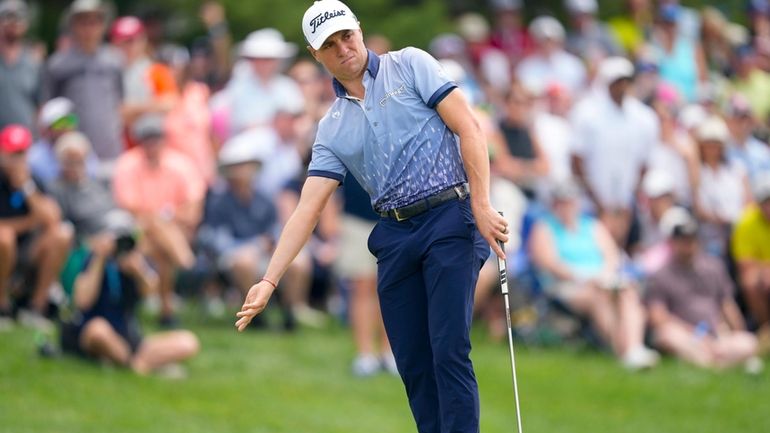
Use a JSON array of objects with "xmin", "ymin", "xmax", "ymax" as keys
[{"xmin": 472, "ymin": 202, "xmax": 508, "ymax": 258}]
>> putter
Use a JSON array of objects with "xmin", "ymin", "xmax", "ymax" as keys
[{"xmin": 497, "ymin": 212, "xmax": 523, "ymax": 433}]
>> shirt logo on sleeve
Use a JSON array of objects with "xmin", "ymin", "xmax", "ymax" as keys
[
  {"xmin": 379, "ymin": 84, "xmax": 406, "ymax": 107},
  {"xmin": 332, "ymin": 111, "xmax": 341, "ymax": 119}
]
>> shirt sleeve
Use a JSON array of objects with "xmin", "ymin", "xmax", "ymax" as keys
[
  {"xmin": 404, "ymin": 47, "xmax": 457, "ymax": 108},
  {"xmin": 307, "ymin": 141, "xmax": 347, "ymax": 184}
]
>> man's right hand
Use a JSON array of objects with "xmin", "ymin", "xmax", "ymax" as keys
[{"xmin": 235, "ymin": 280, "xmax": 276, "ymax": 332}]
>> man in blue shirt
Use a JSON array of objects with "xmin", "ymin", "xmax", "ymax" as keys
[{"xmin": 236, "ymin": 1, "xmax": 509, "ymax": 431}]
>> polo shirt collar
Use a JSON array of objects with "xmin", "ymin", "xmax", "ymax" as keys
[{"xmin": 332, "ymin": 49, "xmax": 380, "ymax": 98}]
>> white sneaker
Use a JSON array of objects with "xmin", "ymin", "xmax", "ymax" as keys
[
  {"xmin": 17, "ymin": 309, "xmax": 54, "ymax": 333},
  {"xmin": 154, "ymin": 363, "xmax": 189, "ymax": 380},
  {"xmin": 380, "ymin": 352, "xmax": 399, "ymax": 376},
  {"xmin": 622, "ymin": 346, "xmax": 660, "ymax": 371},
  {"xmin": 745, "ymin": 356, "xmax": 764, "ymax": 376},
  {"xmin": 203, "ymin": 296, "xmax": 226, "ymax": 319},
  {"xmin": 352, "ymin": 354, "xmax": 380, "ymax": 377},
  {"xmin": 292, "ymin": 305, "xmax": 328, "ymax": 328}
]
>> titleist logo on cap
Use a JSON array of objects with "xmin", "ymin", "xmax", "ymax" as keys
[{"xmin": 309, "ymin": 10, "xmax": 346, "ymax": 34}]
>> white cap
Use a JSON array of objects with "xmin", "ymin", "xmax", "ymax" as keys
[
  {"xmin": 54, "ymin": 131, "xmax": 92, "ymax": 159},
  {"xmin": 302, "ymin": 0, "xmax": 360, "ymax": 50},
  {"xmin": 457, "ymin": 13, "xmax": 490, "ymax": 43},
  {"xmin": 566, "ymin": 0, "xmax": 598, "ymax": 14},
  {"xmin": 529, "ymin": 16, "xmax": 566, "ymax": 43},
  {"xmin": 695, "ymin": 115, "xmax": 730, "ymax": 144},
  {"xmin": 219, "ymin": 128, "xmax": 276, "ymax": 166},
  {"xmin": 40, "ymin": 97, "xmax": 75, "ymax": 129},
  {"xmin": 659, "ymin": 206, "xmax": 698, "ymax": 239},
  {"xmin": 642, "ymin": 170, "xmax": 675, "ymax": 198},
  {"xmin": 597, "ymin": 56, "xmax": 634, "ymax": 85},
  {"xmin": 678, "ymin": 104, "xmax": 707, "ymax": 130},
  {"xmin": 438, "ymin": 59, "xmax": 467, "ymax": 83},
  {"xmin": 240, "ymin": 28, "xmax": 297, "ymax": 59}
]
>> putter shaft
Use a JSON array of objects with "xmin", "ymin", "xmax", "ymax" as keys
[{"xmin": 497, "ymin": 238, "xmax": 523, "ymax": 433}]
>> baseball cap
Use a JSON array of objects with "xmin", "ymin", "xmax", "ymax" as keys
[
  {"xmin": 565, "ymin": 0, "xmax": 598, "ymax": 15},
  {"xmin": 660, "ymin": 207, "xmax": 699, "ymax": 239},
  {"xmin": 54, "ymin": 131, "xmax": 92, "ymax": 158},
  {"xmin": 748, "ymin": 0, "xmax": 770, "ymax": 15},
  {"xmin": 550, "ymin": 179, "xmax": 582, "ymax": 201},
  {"xmin": 457, "ymin": 13, "xmax": 490, "ymax": 44},
  {"xmin": 219, "ymin": 128, "xmax": 275, "ymax": 167},
  {"xmin": 428, "ymin": 33, "xmax": 466, "ymax": 59},
  {"xmin": 39, "ymin": 97, "xmax": 77, "ymax": 130},
  {"xmin": 529, "ymin": 16, "xmax": 566, "ymax": 43},
  {"xmin": 489, "ymin": 0, "xmax": 522, "ymax": 11},
  {"xmin": 0, "ymin": 124, "xmax": 33, "ymax": 153},
  {"xmin": 597, "ymin": 56, "xmax": 635, "ymax": 85},
  {"xmin": 110, "ymin": 16, "xmax": 144, "ymax": 43},
  {"xmin": 69, "ymin": 0, "xmax": 105, "ymax": 16},
  {"xmin": 131, "ymin": 114, "xmax": 166, "ymax": 142},
  {"xmin": 240, "ymin": 28, "xmax": 297, "ymax": 59},
  {"xmin": 695, "ymin": 116, "xmax": 730, "ymax": 143},
  {"xmin": 642, "ymin": 170, "xmax": 675, "ymax": 199},
  {"xmin": 752, "ymin": 174, "xmax": 770, "ymax": 203},
  {"xmin": 302, "ymin": 0, "xmax": 360, "ymax": 50},
  {"xmin": 0, "ymin": 0, "xmax": 29, "ymax": 20},
  {"xmin": 659, "ymin": 3, "xmax": 681, "ymax": 23}
]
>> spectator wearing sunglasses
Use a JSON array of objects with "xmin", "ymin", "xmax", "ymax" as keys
[{"xmin": 28, "ymin": 97, "xmax": 100, "ymax": 185}]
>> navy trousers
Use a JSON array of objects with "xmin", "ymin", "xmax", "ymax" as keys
[{"xmin": 367, "ymin": 198, "xmax": 490, "ymax": 433}]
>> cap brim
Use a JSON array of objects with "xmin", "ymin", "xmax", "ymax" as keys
[{"xmin": 308, "ymin": 21, "xmax": 360, "ymax": 50}]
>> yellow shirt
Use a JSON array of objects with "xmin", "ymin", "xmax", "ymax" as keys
[{"xmin": 732, "ymin": 206, "xmax": 770, "ymax": 262}]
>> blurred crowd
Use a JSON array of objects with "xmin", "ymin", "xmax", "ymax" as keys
[{"xmin": 2, "ymin": 0, "xmax": 770, "ymax": 377}]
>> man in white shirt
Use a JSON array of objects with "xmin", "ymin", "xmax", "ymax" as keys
[
  {"xmin": 571, "ymin": 57, "xmax": 660, "ymax": 246},
  {"xmin": 516, "ymin": 15, "xmax": 587, "ymax": 96}
]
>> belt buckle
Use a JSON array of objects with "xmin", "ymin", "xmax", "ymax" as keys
[
  {"xmin": 454, "ymin": 185, "xmax": 468, "ymax": 200},
  {"xmin": 393, "ymin": 208, "xmax": 408, "ymax": 222}
]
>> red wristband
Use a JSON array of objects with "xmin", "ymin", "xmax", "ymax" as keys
[{"xmin": 261, "ymin": 278, "xmax": 277, "ymax": 289}]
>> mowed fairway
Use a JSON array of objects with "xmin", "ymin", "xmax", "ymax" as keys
[{"xmin": 1, "ymin": 311, "xmax": 768, "ymax": 433}]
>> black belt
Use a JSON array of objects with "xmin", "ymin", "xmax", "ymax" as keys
[{"xmin": 379, "ymin": 184, "xmax": 469, "ymax": 222}]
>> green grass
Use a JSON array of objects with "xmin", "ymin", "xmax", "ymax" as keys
[{"xmin": 1, "ymin": 310, "xmax": 768, "ymax": 433}]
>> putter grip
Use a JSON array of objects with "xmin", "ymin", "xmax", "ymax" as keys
[{"xmin": 496, "ymin": 211, "xmax": 509, "ymax": 295}]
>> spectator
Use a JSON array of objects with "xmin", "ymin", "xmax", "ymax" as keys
[
  {"xmin": 224, "ymin": 28, "xmax": 303, "ymax": 136},
  {"xmin": 197, "ymin": 134, "xmax": 279, "ymax": 312},
  {"xmin": 571, "ymin": 57, "xmax": 659, "ymax": 246},
  {"xmin": 0, "ymin": 0, "xmax": 40, "ymax": 131},
  {"xmin": 647, "ymin": 3, "xmax": 708, "ymax": 102},
  {"xmin": 725, "ymin": 95, "xmax": 770, "ymax": 182},
  {"xmin": 110, "ymin": 16, "xmax": 179, "ymax": 140},
  {"xmin": 165, "ymin": 51, "xmax": 216, "ymax": 186},
  {"xmin": 529, "ymin": 180, "xmax": 659, "ymax": 370},
  {"xmin": 335, "ymin": 175, "xmax": 395, "ymax": 376},
  {"xmin": 488, "ymin": 0, "xmax": 532, "ymax": 65},
  {"xmin": 647, "ymin": 208, "xmax": 761, "ymax": 372},
  {"xmin": 457, "ymin": 12, "xmax": 511, "ymax": 97},
  {"xmin": 288, "ymin": 59, "xmax": 333, "ymax": 123},
  {"xmin": 47, "ymin": 131, "xmax": 115, "ymax": 240},
  {"xmin": 730, "ymin": 48, "xmax": 770, "ymax": 124},
  {"xmin": 261, "ymin": 109, "xmax": 306, "ymax": 200},
  {"xmin": 0, "ymin": 125, "xmax": 73, "ymax": 329},
  {"xmin": 42, "ymin": 0, "xmax": 124, "ymax": 167},
  {"xmin": 28, "ymin": 97, "xmax": 99, "ymax": 184},
  {"xmin": 61, "ymin": 211, "xmax": 199, "ymax": 377},
  {"xmin": 633, "ymin": 171, "xmax": 678, "ymax": 275},
  {"xmin": 495, "ymin": 82, "xmax": 549, "ymax": 199},
  {"xmin": 197, "ymin": 1, "xmax": 232, "ymax": 91},
  {"xmin": 516, "ymin": 16, "xmax": 587, "ymax": 96},
  {"xmin": 533, "ymin": 82, "xmax": 574, "ymax": 199},
  {"xmin": 564, "ymin": 0, "xmax": 622, "ymax": 67},
  {"xmin": 608, "ymin": 0, "xmax": 653, "ymax": 57},
  {"xmin": 732, "ymin": 175, "xmax": 770, "ymax": 341},
  {"xmin": 113, "ymin": 114, "xmax": 205, "ymax": 326},
  {"xmin": 693, "ymin": 116, "xmax": 751, "ymax": 257},
  {"xmin": 747, "ymin": 0, "xmax": 770, "ymax": 70},
  {"xmin": 647, "ymin": 83, "xmax": 699, "ymax": 207}
]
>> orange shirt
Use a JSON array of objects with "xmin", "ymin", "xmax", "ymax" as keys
[{"xmin": 113, "ymin": 146, "xmax": 205, "ymax": 216}]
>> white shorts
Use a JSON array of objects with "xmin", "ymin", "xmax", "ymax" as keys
[{"xmin": 334, "ymin": 214, "xmax": 377, "ymax": 279}]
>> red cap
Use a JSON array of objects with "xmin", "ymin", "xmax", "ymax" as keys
[
  {"xmin": 0, "ymin": 124, "xmax": 33, "ymax": 153},
  {"xmin": 110, "ymin": 16, "xmax": 144, "ymax": 43}
]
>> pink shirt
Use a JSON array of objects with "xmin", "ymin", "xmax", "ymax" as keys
[
  {"xmin": 165, "ymin": 82, "xmax": 217, "ymax": 185},
  {"xmin": 113, "ymin": 146, "xmax": 205, "ymax": 216}
]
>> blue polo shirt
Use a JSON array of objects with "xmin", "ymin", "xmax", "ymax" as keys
[{"xmin": 307, "ymin": 47, "xmax": 466, "ymax": 212}]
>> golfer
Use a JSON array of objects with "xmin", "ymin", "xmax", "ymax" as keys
[{"xmin": 236, "ymin": 1, "xmax": 508, "ymax": 431}]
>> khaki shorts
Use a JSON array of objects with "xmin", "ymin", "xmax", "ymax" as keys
[{"xmin": 334, "ymin": 214, "xmax": 377, "ymax": 279}]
